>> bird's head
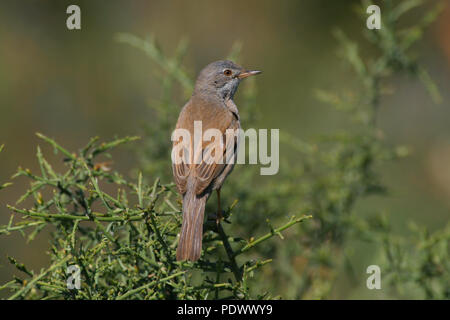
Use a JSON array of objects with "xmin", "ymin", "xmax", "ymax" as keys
[{"xmin": 194, "ymin": 60, "xmax": 261, "ymax": 100}]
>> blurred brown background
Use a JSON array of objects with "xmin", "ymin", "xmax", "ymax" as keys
[{"xmin": 0, "ymin": 0, "xmax": 449, "ymax": 298}]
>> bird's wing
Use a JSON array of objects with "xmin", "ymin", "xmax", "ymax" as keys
[
  {"xmin": 172, "ymin": 149, "xmax": 190, "ymax": 195},
  {"xmin": 172, "ymin": 102, "xmax": 192, "ymax": 195},
  {"xmin": 194, "ymin": 114, "xmax": 239, "ymax": 195},
  {"xmin": 172, "ymin": 98, "xmax": 239, "ymax": 196}
]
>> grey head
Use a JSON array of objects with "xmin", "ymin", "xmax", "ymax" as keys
[{"xmin": 193, "ymin": 60, "xmax": 261, "ymax": 101}]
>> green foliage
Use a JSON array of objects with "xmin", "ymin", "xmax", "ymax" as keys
[
  {"xmin": 0, "ymin": 133, "xmax": 310, "ymax": 299},
  {"xmin": 377, "ymin": 220, "xmax": 450, "ymax": 299},
  {"xmin": 0, "ymin": 0, "xmax": 447, "ymax": 300}
]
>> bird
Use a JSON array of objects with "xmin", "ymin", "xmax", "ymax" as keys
[{"xmin": 172, "ymin": 60, "xmax": 261, "ymax": 261}]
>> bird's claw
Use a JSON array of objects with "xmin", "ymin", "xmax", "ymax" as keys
[{"xmin": 215, "ymin": 210, "xmax": 223, "ymax": 225}]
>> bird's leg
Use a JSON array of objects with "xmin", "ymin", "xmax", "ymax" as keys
[{"xmin": 216, "ymin": 189, "xmax": 222, "ymax": 225}]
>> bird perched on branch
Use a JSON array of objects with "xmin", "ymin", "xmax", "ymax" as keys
[{"xmin": 172, "ymin": 60, "xmax": 261, "ymax": 261}]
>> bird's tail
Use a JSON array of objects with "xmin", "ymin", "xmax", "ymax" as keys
[{"xmin": 176, "ymin": 189, "xmax": 208, "ymax": 261}]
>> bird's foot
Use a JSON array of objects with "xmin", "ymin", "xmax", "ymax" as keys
[{"xmin": 215, "ymin": 210, "xmax": 223, "ymax": 225}]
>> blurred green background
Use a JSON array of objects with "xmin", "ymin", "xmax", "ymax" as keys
[{"xmin": 0, "ymin": 0, "xmax": 449, "ymax": 299}]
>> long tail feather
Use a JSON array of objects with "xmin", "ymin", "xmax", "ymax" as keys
[{"xmin": 176, "ymin": 189, "xmax": 208, "ymax": 261}]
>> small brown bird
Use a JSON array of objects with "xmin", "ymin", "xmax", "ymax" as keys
[{"xmin": 172, "ymin": 60, "xmax": 261, "ymax": 261}]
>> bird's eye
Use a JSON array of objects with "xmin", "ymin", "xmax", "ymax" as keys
[{"xmin": 223, "ymin": 69, "xmax": 232, "ymax": 76}]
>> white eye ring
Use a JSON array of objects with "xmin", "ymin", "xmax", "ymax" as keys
[{"xmin": 223, "ymin": 69, "xmax": 232, "ymax": 76}]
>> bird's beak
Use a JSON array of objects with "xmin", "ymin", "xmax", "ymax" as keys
[{"xmin": 237, "ymin": 70, "xmax": 262, "ymax": 79}]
